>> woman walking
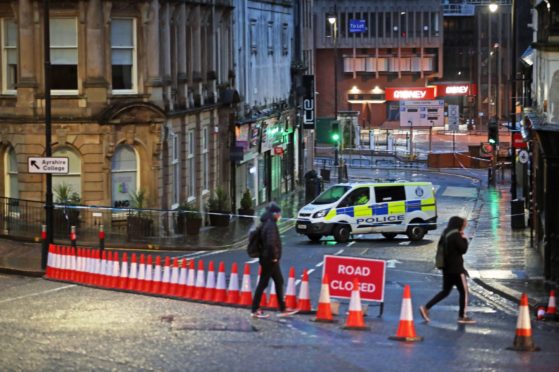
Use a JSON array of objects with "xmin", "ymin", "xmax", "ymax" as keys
[{"xmin": 419, "ymin": 216, "xmax": 475, "ymax": 324}]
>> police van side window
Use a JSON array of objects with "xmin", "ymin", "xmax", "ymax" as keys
[
  {"xmin": 340, "ymin": 188, "xmax": 370, "ymax": 207},
  {"xmin": 374, "ymin": 186, "xmax": 406, "ymax": 202}
]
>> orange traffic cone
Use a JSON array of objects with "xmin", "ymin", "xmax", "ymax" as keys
[
  {"xmin": 118, "ymin": 252, "xmax": 129, "ymax": 289},
  {"xmin": 204, "ymin": 261, "xmax": 216, "ymax": 302},
  {"xmin": 69, "ymin": 247, "xmax": 77, "ymax": 282},
  {"xmin": 239, "ymin": 263, "xmax": 253, "ymax": 307},
  {"xmin": 297, "ymin": 269, "xmax": 313, "ymax": 314},
  {"xmin": 313, "ymin": 274, "xmax": 335, "ymax": 323},
  {"xmin": 342, "ymin": 278, "xmax": 370, "ymax": 330},
  {"xmin": 160, "ymin": 256, "xmax": 171, "ymax": 295},
  {"xmin": 267, "ymin": 281, "xmax": 279, "ymax": 310},
  {"xmin": 177, "ymin": 259, "xmax": 188, "ymax": 297},
  {"xmin": 98, "ymin": 250, "xmax": 108, "ymax": 287},
  {"xmin": 45, "ymin": 245, "xmax": 54, "ymax": 279},
  {"xmin": 537, "ymin": 306, "xmax": 546, "ymax": 321},
  {"xmin": 128, "ymin": 253, "xmax": 138, "ymax": 291},
  {"xmin": 285, "ymin": 267, "xmax": 298, "ymax": 310},
  {"xmin": 508, "ymin": 293, "xmax": 540, "ymax": 351},
  {"xmin": 110, "ymin": 252, "xmax": 120, "ymax": 289},
  {"xmin": 151, "ymin": 256, "xmax": 162, "ymax": 294},
  {"xmin": 92, "ymin": 250, "xmax": 102, "ymax": 286},
  {"xmin": 136, "ymin": 254, "xmax": 147, "ymax": 292},
  {"xmin": 193, "ymin": 260, "xmax": 206, "ymax": 300},
  {"xmin": 60, "ymin": 246, "xmax": 69, "ymax": 281},
  {"xmin": 389, "ymin": 284, "xmax": 422, "ymax": 341},
  {"xmin": 83, "ymin": 248, "xmax": 91, "ymax": 284},
  {"xmin": 169, "ymin": 258, "xmax": 180, "ymax": 296},
  {"xmin": 214, "ymin": 261, "xmax": 227, "ymax": 303},
  {"xmin": 545, "ymin": 290, "xmax": 557, "ymax": 320},
  {"xmin": 226, "ymin": 262, "xmax": 240, "ymax": 305},
  {"xmin": 185, "ymin": 260, "xmax": 196, "ymax": 298},
  {"xmin": 256, "ymin": 266, "xmax": 268, "ymax": 308}
]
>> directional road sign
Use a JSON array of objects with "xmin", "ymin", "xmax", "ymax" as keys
[{"xmin": 28, "ymin": 157, "xmax": 69, "ymax": 174}]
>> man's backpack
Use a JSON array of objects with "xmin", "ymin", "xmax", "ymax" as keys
[
  {"xmin": 247, "ymin": 225, "xmax": 263, "ymax": 258},
  {"xmin": 435, "ymin": 229, "xmax": 459, "ymax": 269}
]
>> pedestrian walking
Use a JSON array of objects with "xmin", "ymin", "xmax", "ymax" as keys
[
  {"xmin": 251, "ymin": 202, "xmax": 298, "ymax": 318},
  {"xmin": 419, "ymin": 216, "xmax": 476, "ymax": 324}
]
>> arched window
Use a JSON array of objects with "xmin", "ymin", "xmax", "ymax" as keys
[
  {"xmin": 111, "ymin": 145, "xmax": 137, "ymax": 208},
  {"xmin": 4, "ymin": 147, "xmax": 18, "ymax": 199},
  {"xmin": 53, "ymin": 147, "xmax": 82, "ymax": 200}
]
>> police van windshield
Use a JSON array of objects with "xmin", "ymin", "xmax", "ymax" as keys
[{"xmin": 312, "ymin": 185, "xmax": 351, "ymax": 205}]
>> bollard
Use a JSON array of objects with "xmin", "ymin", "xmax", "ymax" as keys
[
  {"xmin": 70, "ymin": 225, "xmax": 77, "ymax": 248},
  {"xmin": 41, "ymin": 224, "xmax": 48, "ymax": 261},
  {"xmin": 99, "ymin": 224, "xmax": 105, "ymax": 252}
]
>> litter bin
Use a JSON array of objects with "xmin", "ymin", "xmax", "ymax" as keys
[
  {"xmin": 511, "ymin": 199, "xmax": 525, "ymax": 229},
  {"xmin": 304, "ymin": 170, "xmax": 322, "ymax": 204},
  {"xmin": 320, "ymin": 168, "xmax": 330, "ymax": 183}
]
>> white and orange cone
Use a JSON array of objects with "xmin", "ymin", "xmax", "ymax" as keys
[
  {"xmin": 160, "ymin": 256, "xmax": 171, "ymax": 295},
  {"xmin": 169, "ymin": 258, "xmax": 180, "ymax": 296},
  {"xmin": 185, "ymin": 260, "xmax": 196, "ymax": 298},
  {"xmin": 128, "ymin": 253, "xmax": 138, "ymax": 291},
  {"xmin": 313, "ymin": 274, "xmax": 335, "ymax": 323},
  {"xmin": 213, "ymin": 261, "xmax": 227, "ymax": 303},
  {"xmin": 99, "ymin": 250, "xmax": 109, "ymax": 287},
  {"xmin": 45, "ymin": 245, "xmax": 55, "ymax": 279},
  {"xmin": 267, "ymin": 281, "xmax": 279, "ymax": 310},
  {"xmin": 136, "ymin": 254, "xmax": 146, "ymax": 291},
  {"xmin": 389, "ymin": 284, "xmax": 422, "ymax": 341},
  {"xmin": 110, "ymin": 252, "xmax": 121, "ymax": 289},
  {"xmin": 140, "ymin": 255, "xmax": 153, "ymax": 293},
  {"xmin": 508, "ymin": 293, "xmax": 540, "ymax": 351},
  {"xmin": 92, "ymin": 250, "xmax": 102, "ymax": 286},
  {"xmin": 193, "ymin": 260, "xmax": 206, "ymax": 300},
  {"xmin": 204, "ymin": 261, "xmax": 216, "ymax": 302},
  {"xmin": 285, "ymin": 267, "xmax": 298, "ymax": 310},
  {"xmin": 545, "ymin": 290, "xmax": 557, "ymax": 320},
  {"xmin": 239, "ymin": 263, "xmax": 253, "ymax": 307},
  {"xmin": 342, "ymin": 278, "xmax": 370, "ymax": 330},
  {"xmin": 151, "ymin": 256, "xmax": 162, "ymax": 294},
  {"xmin": 256, "ymin": 266, "xmax": 268, "ymax": 308},
  {"xmin": 297, "ymin": 269, "xmax": 313, "ymax": 314},
  {"xmin": 69, "ymin": 247, "xmax": 77, "ymax": 282},
  {"xmin": 177, "ymin": 259, "xmax": 188, "ymax": 298},
  {"xmin": 118, "ymin": 252, "xmax": 129, "ymax": 290},
  {"xmin": 226, "ymin": 262, "xmax": 240, "ymax": 305},
  {"xmin": 75, "ymin": 248, "xmax": 84, "ymax": 283}
]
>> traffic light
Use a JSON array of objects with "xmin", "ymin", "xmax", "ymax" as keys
[
  {"xmin": 330, "ymin": 121, "xmax": 340, "ymax": 143},
  {"xmin": 488, "ymin": 118, "xmax": 499, "ymax": 145}
]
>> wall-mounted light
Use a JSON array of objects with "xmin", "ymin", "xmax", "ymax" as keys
[
  {"xmin": 350, "ymin": 86, "xmax": 360, "ymax": 94},
  {"xmin": 489, "ymin": 3, "xmax": 498, "ymax": 13}
]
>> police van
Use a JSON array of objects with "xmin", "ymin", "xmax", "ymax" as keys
[{"xmin": 296, "ymin": 181, "xmax": 437, "ymax": 243}]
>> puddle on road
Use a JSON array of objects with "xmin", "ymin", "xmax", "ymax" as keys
[{"xmin": 160, "ymin": 314, "xmax": 257, "ymax": 332}]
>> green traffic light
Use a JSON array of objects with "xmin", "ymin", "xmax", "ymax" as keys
[
  {"xmin": 332, "ymin": 133, "xmax": 340, "ymax": 142},
  {"xmin": 488, "ymin": 138, "xmax": 496, "ymax": 144}
]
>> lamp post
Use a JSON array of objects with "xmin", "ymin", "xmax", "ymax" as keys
[
  {"xmin": 488, "ymin": 3, "xmax": 498, "ymax": 187},
  {"xmin": 328, "ymin": 12, "xmax": 339, "ymax": 168},
  {"xmin": 510, "ymin": 0, "xmax": 518, "ymax": 200}
]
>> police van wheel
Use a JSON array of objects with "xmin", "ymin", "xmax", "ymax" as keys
[
  {"xmin": 333, "ymin": 224, "xmax": 351, "ymax": 243},
  {"xmin": 382, "ymin": 233, "xmax": 397, "ymax": 240},
  {"xmin": 307, "ymin": 234, "xmax": 322, "ymax": 242},
  {"xmin": 406, "ymin": 222, "xmax": 426, "ymax": 241}
]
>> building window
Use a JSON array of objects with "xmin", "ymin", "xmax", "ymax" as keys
[
  {"xmin": 187, "ymin": 130, "xmax": 196, "ymax": 198},
  {"xmin": 4, "ymin": 147, "xmax": 18, "ymax": 199},
  {"xmin": 267, "ymin": 21, "xmax": 274, "ymax": 55},
  {"xmin": 171, "ymin": 132, "xmax": 179, "ymax": 207},
  {"xmin": 50, "ymin": 18, "xmax": 78, "ymax": 92},
  {"xmin": 2, "ymin": 19, "xmax": 17, "ymax": 94},
  {"xmin": 202, "ymin": 127, "xmax": 209, "ymax": 191},
  {"xmin": 111, "ymin": 145, "xmax": 137, "ymax": 208},
  {"xmin": 53, "ymin": 147, "xmax": 81, "ymax": 200},
  {"xmin": 250, "ymin": 19, "xmax": 257, "ymax": 54},
  {"xmin": 111, "ymin": 18, "xmax": 136, "ymax": 92},
  {"xmin": 281, "ymin": 23, "xmax": 289, "ymax": 56}
]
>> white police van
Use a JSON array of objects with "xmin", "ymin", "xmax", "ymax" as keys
[{"xmin": 296, "ymin": 181, "xmax": 437, "ymax": 243}]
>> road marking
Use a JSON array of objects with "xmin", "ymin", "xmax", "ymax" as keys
[
  {"xmin": 246, "ymin": 258, "xmax": 259, "ymax": 264},
  {"xmin": 0, "ymin": 284, "xmax": 75, "ymax": 304},
  {"xmin": 334, "ymin": 249, "xmax": 345, "ymax": 256},
  {"xmin": 316, "ymin": 262, "xmax": 324, "ymax": 267},
  {"xmin": 442, "ymin": 186, "xmax": 477, "ymax": 198},
  {"xmin": 398, "ymin": 241, "xmax": 411, "ymax": 246},
  {"xmin": 347, "ymin": 241, "xmax": 355, "ymax": 247},
  {"xmin": 177, "ymin": 250, "xmax": 227, "ymax": 260}
]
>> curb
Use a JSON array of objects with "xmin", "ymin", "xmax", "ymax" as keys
[
  {"xmin": 0, "ymin": 267, "xmax": 44, "ymax": 277},
  {"xmin": 473, "ymin": 277, "xmax": 541, "ymax": 312}
]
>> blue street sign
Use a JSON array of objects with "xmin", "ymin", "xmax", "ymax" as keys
[{"xmin": 349, "ymin": 19, "xmax": 367, "ymax": 33}]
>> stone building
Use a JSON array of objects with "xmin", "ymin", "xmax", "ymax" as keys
[{"xmin": 0, "ymin": 0, "xmax": 235, "ymax": 219}]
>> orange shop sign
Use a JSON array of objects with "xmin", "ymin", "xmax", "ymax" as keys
[
  {"xmin": 323, "ymin": 255, "xmax": 386, "ymax": 302},
  {"xmin": 385, "ymin": 87, "xmax": 436, "ymax": 101}
]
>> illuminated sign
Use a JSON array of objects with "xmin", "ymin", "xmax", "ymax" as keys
[
  {"xmin": 437, "ymin": 83, "xmax": 477, "ymax": 96},
  {"xmin": 385, "ymin": 87, "xmax": 436, "ymax": 101},
  {"xmin": 302, "ymin": 75, "xmax": 315, "ymax": 129}
]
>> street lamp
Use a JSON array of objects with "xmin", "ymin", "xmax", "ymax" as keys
[
  {"xmin": 487, "ymin": 3, "xmax": 498, "ymax": 187},
  {"xmin": 328, "ymin": 12, "xmax": 339, "ymax": 170}
]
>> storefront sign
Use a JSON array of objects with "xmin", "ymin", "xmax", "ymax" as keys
[
  {"xmin": 273, "ymin": 146, "xmax": 284, "ymax": 156},
  {"xmin": 303, "ymin": 75, "xmax": 315, "ymax": 129},
  {"xmin": 399, "ymin": 100, "xmax": 444, "ymax": 127},
  {"xmin": 437, "ymin": 83, "xmax": 477, "ymax": 97},
  {"xmin": 349, "ymin": 19, "xmax": 367, "ymax": 33},
  {"xmin": 513, "ymin": 132, "xmax": 527, "ymax": 149},
  {"xmin": 386, "ymin": 87, "xmax": 436, "ymax": 101}
]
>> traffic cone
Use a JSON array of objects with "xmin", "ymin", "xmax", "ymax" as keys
[
  {"xmin": 545, "ymin": 290, "xmax": 557, "ymax": 320},
  {"xmin": 226, "ymin": 262, "xmax": 240, "ymax": 305},
  {"xmin": 118, "ymin": 252, "xmax": 129, "ymax": 289},
  {"xmin": 99, "ymin": 250, "xmax": 108, "ymax": 287},
  {"xmin": 136, "ymin": 254, "xmax": 146, "ymax": 291},
  {"xmin": 45, "ymin": 245, "xmax": 54, "ymax": 279},
  {"xmin": 204, "ymin": 261, "xmax": 216, "ymax": 302},
  {"xmin": 128, "ymin": 253, "xmax": 138, "ymax": 291},
  {"xmin": 151, "ymin": 256, "xmax": 162, "ymax": 294},
  {"xmin": 193, "ymin": 260, "xmax": 206, "ymax": 300},
  {"xmin": 185, "ymin": 260, "xmax": 196, "ymax": 298},
  {"xmin": 342, "ymin": 278, "xmax": 370, "ymax": 331},
  {"xmin": 169, "ymin": 258, "xmax": 180, "ymax": 296},
  {"xmin": 313, "ymin": 274, "xmax": 335, "ymax": 323},
  {"xmin": 83, "ymin": 248, "xmax": 91, "ymax": 284},
  {"xmin": 59, "ymin": 246, "xmax": 68, "ymax": 281},
  {"xmin": 109, "ymin": 252, "xmax": 120, "ymax": 288},
  {"xmin": 143, "ymin": 255, "xmax": 154, "ymax": 293},
  {"xmin": 239, "ymin": 263, "xmax": 253, "ymax": 307},
  {"xmin": 86, "ymin": 249, "xmax": 96, "ymax": 284},
  {"xmin": 69, "ymin": 247, "xmax": 77, "ymax": 282},
  {"xmin": 267, "ymin": 281, "xmax": 279, "ymax": 309},
  {"xmin": 160, "ymin": 256, "xmax": 171, "ymax": 295},
  {"xmin": 92, "ymin": 250, "xmax": 102, "ymax": 286},
  {"xmin": 297, "ymin": 269, "xmax": 313, "ymax": 314},
  {"xmin": 508, "ymin": 293, "xmax": 540, "ymax": 351},
  {"xmin": 537, "ymin": 306, "xmax": 546, "ymax": 321},
  {"xmin": 214, "ymin": 261, "xmax": 227, "ymax": 303},
  {"xmin": 177, "ymin": 259, "xmax": 188, "ymax": 297},
  {"xmin": 256, "ymin": 266, "xmax": 267, "ymax": 308},
  {"xmin": 74, "ymin": 247, "xmax": 83, "ymax": 283},
  {"xmin": 285, "ymin": 267, "xmax": 298, "ymax": 310},
  {"xmin": 389, "ymin": 284, "xmax": 422, "ymax": 341}
]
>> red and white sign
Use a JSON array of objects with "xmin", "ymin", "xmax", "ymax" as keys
[
  {"xmin": 273, "ymin": 146, "xmax": 284, "ymax": 156},
  {"xmin": 512, "ymin": 132, "xmax": 527, "ymax": 149},
  {"xmin": 323, "ymin": 255, "xmax": 386, "ymax": 302},
  {"xmin": 385, "ymin": 87, "xmax": 436, "ymax": 101},
  {"xmin": 437, "ymin": 83, "xmax": 477, "ymax": 97}
]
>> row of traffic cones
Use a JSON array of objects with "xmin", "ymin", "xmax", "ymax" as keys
[{"xmin": 44, "ymin": 244, "xmax": 314, "ymax": 311}]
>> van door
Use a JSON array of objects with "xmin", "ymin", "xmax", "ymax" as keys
[
  {"xmin": 371, "ymin": 185, "xmax": 406, "ymax": 231},
  {"xmin": 335, "ymin": 187, "xmax": 371, "ymax": 231}
]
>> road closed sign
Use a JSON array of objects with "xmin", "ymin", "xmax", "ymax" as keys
[{"xmin": 323, "ymin": 255, "xmax": 386, "ymax": 302}]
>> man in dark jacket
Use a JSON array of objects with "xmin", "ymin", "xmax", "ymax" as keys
[
  {"xmin": 419, "ymin": 216, "xmax": 475, "ymax": 324},
  {"xmin": 251, "ymin": 202, "xmax": 298, "ymax": 318}
]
